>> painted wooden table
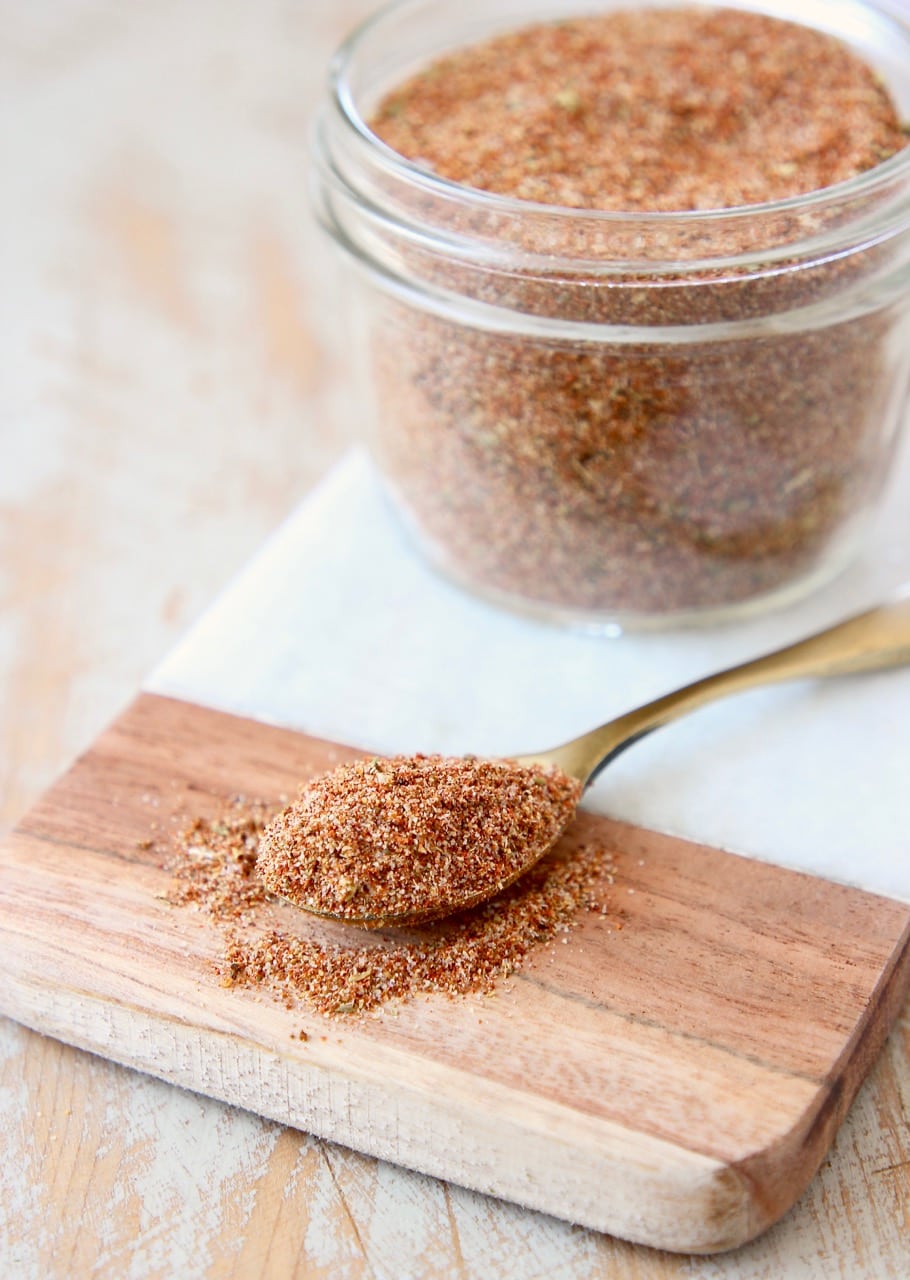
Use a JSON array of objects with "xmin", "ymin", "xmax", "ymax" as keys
[{"xmin": 2, "ymin": 3, "xmax": 908, "ymax": 1276}]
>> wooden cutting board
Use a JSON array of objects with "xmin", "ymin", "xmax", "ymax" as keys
[{"xmin": 1, "ymin": 690, "xmax": 907, "ymax": 1254}]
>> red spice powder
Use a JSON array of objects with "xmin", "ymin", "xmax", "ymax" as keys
[
  {"xmin": 167, "ymin": 793, "xmax": 616, "ymax": 1018},
  {"xmin": 353, "ymin": 7, "xmax": 910, "ymax": 618},
  {"xmin": 257, "ymin": 754, "xmax": 582, "ymax": 924},
  {"xmin": 373, "ymin": 8, "xmax": 906, "ymax": 211}
]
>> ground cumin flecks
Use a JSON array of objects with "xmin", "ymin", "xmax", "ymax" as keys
[
  {"xmin": 359, "ymin": 7, "xmax": 910, "ymax": 617},
  {"xmin": 257, "ymin": 754, "xmax": 582, "ymax": 924},
  {"xmin": 166, "ymin": 787, "xmax": 615, "ymax": 1019}
]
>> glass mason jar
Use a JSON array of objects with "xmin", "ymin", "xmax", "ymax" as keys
[{"xmin": 313, "ymin": 0, "xmax": 910, "ymax": 628}]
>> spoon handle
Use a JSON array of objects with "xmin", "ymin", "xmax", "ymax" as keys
[{"xmin": 571, "ymin": 592, "xmax": 910, "ymax": 785}]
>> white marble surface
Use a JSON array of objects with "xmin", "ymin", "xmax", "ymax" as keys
[{"xmin": 150, "ymin": 443, "xmax": 910, "ymax": 903}]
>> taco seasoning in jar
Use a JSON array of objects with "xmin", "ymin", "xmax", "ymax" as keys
[{"xmin": 313, "ymin": 1, "xmax": 910, "ymax": 627}]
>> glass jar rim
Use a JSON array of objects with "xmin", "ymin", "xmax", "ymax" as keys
[{"xmin": 329, "ymin": 0, "xmax": 910, "ymax": 229}]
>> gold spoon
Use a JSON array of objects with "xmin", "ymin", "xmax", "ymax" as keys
[
  {"xmin": 516, "ymin": 591, "xmax": 910, "ymax": 786},
  {"xmin": 263, "ymin": 593, "xmax": 910, "ymax": 928}
]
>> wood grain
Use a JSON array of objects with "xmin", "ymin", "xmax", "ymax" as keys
[{"xmin": 2, "ymin": 692, "xmax": 907, "ymax": 1255}]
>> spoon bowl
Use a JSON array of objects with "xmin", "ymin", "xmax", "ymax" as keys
[{"xmin": 262, "ymin": 592, "xmax": 910, "ymax": 928}]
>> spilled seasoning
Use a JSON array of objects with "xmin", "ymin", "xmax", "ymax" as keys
[{"xmin": 166, "ymin": 793, "xmax": 615, "ymax": 1018}]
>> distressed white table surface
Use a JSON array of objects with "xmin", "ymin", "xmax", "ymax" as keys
[{"xmin": 1, "ymin": 3, "xmax": 908, "ymax": 1277}]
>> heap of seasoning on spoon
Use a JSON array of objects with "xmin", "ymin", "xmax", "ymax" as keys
[
  {"xmin": 257, "ymin": 755, "xmax": 581, "ymax": 927},
  {"xmin": 259, "ymin": 597, "xmax": 910, "ymax": 928}
]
